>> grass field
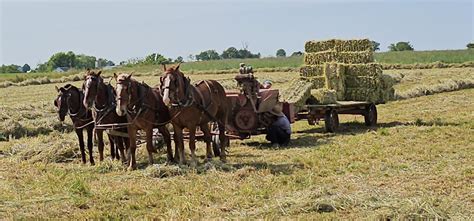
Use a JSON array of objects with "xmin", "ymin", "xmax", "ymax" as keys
[
  {"xmin": 0, "ymin": 67, "xmax": 473, "ymax": 219},
  {"xmin": 1, "ymin": 49, "xmax": 473, "ymax": 84}
]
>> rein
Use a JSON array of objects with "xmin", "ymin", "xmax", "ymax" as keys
[{"xmin": 65, "ymin": 89, "xmax": 93, "ymax": 129}]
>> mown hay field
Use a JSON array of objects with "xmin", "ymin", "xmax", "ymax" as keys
[{"xmin": 0, "ymin": 68, "xmax": 473, "ymax": 219}]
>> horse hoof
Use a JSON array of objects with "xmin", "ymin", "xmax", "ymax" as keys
[{"xmin": 127, "ymin": 166, "xmax": 135, "ymax": 171}]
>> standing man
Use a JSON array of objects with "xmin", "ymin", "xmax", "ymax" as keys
[{"xmin": 266, "ymin": 103, "xmax": 291, "ymax": 147}]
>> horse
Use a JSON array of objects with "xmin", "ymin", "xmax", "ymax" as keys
[
  {"xmin": 160, "ymin": 64, "xmax": 230, "ymax": 166},
  {"xmin": 82, "ymin": 70, "xmax": 129, "ymax": 163},
  {"xmin": 114, "ymin": 73, "xmax": 174, "ymax": 170},
  {"xmin": 54, "ymin": 84, "xmax": 95, "ymax": 165}
]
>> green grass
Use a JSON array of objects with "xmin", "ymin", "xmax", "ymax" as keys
[
  {"xmin": 0, "ymin": 67, "xmax": 473, "ymax": 219},
  {"xmin": 1, "ymin": 49, "xmax": 473, "ymax": 83},
  {"xmin": 375, "ymin": 49, "xmax": 474, "ymax": 64}
]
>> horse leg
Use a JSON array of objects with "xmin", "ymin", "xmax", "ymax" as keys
[
  {"xmin": 123, "ymin": 136, "xmax": 130, "ymax": 163},
  {"xmin": 158, "ymin": 126, "xmax": 174, "ymax": 163},
  {"xmin": 128, "ymin": 127, "xmax": 138, "ymax": 170},
  {"xmin": 200, "ymin": 123, "xmax": 213, "ymax": 161},
  {"xmin": 145, "ymin": 128, "xmax": 154, "ymax": 165},
  {"xmin": 75, "ymin": 129, "xmax": 86, "ymax": 164},
  {"xmin": 87, "ymin": 126, "xmax": 95, "ymax": 165},
  {"xmin": 96, "ymin": 129, "xmax": 105, "ymax": 161},
  {"xmin": 107, "ymin": 134, "xmax": 116, "ymax": 160},
  {"xmin": 116, "ymin": 136, "xmax": 126, "ymax": 164},
  {"xmin": 218, "ymin": 122, "xmax": 227, "ymax": 162},
  {"xmin": 173, "ymin": 125, "xmax": 185, "ymax": 165},
  {"xmin": 188, "ymin": 125, "xmax": 197, "ymax": 167}
]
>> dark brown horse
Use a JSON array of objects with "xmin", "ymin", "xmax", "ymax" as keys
[
  {"xmin": 160, "ymin": 64, "xmax": 230, "ymax": 166},
  {"xmin": 54, "ymin": 84, "xmax": 95, "ymax": 165},
  {"xmin": 114, "ymin": 73, "xmax": 174, "ymax": 170},
  {"xmin": 82, "ymin": 70, "xmax": 129, "ymax": 163}
]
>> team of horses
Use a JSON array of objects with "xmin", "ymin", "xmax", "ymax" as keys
[{"xmin": 54, "ymin": 64, "xmax": 229, "ymax": 170}]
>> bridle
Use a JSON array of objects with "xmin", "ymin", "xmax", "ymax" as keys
[{"xmin": 161, "ymin": 71, "xmax": 194, "ymax": 108}]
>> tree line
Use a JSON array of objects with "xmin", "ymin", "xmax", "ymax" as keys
[{"xmin": 2, "ymin": 41, "xmax": 473, "ymax": 74}]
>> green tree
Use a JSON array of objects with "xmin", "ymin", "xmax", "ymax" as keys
[
  {"xmin": 22, "ymin": 64, "xmax": 31, "ymax": 73},
  {"xmin": 467, "ymin": 43, "xmax": 474, "ymax": 49},
  {"xmin": 0, "ymin": 64, "xmax": 22, "ymax": 73},
  {"xmin": 48, "ymin": 51, "xmax": 76, "ymax": 69},
  {"xmin": 143, "ymin": 53, "xmax": 171, "ymax": 65},
  {"xmin": 195, "ymin": 50, "xmax": 221, "ymax": 61},
  {"xmin": 174, "ymin": 56, "xmax": 184, "ymax": 63},
  {"xmin": 388, "ymin": 41, "xmax": 414, "ymax": 51},
  {"xmin": 371, "ymin": 41, "xmax": 380, "ymax": 51},
  {"xmin": 276, "ymin": 49, "xmax": 286, "ymax": 57},
  {"xmin": 75, "ymin": 54, "xmax": 96, "ymax": 69},
  {"xmin": 291, "ymin": 51, "xmax": 303, "ymax": 56},
  {"xmin": 221, "ymin": 47, "xmax": 239, "ymax": 59}
]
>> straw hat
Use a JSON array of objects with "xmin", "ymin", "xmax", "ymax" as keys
[{"xmin": 269, "ymin": 102, "xmax": 285, "ymax": 117}]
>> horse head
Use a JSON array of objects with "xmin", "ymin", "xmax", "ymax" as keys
[
  {"xmin": 160, "ymin": 63, "xmax": 187, "ymax": 106},
  {"xmin": 82, "ymin": 69, "xmax": 103, "ymax": 108},
  {"xmin": 54, "ymin": 84, "xmax": 79, "ymax": 121},
  {"xmin": 114, "ymin": 73, "xmax": 134, "ymax": 116}
]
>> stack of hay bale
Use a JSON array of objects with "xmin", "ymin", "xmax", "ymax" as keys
[{"xmin": 299, "ymin": 39, "xmax": 394, "ymax": 104}]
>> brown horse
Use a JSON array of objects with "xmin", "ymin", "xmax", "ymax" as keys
[
  {"xmin": 114, "ymin": 73, "xmax": 174, "ymax": 170},
  {"xmin": 82, "ymin": 70, "xmax": 129, "ymax": 163},
  {"xmin": 54, "ymin": 84, "xmax": 95, "ymax": 165},
  {"xmin": 160, "ymin": 64, "xmax": 230, "ymax": 166}
]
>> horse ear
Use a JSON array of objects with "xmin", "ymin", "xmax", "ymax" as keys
[
  {"xmin": 97, "ymin": 71, "xmax": 102, "ymax": 76},
  {"xmin": 59, "ymin": 87, "xmax": 66, "ymax": 93},
  {"xmin": 55, "ymin": 85, "xmax": 59, "ymax": 92},
  {"xmin": 113, "ymin": 73, "xmax": 118, "ymax": 79},
  {"xmin": 163, "ymin": 64, "xmax": 167, "ymax": 71},
  {"xmin": 176, "ymin": 63, "xmax": 181, "ymax": 70},
  {"xmin": 126, "ymin": 74, "xmax": 132, "ymax": 80}
]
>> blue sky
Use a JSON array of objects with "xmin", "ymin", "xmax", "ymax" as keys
[{"xmin": 0, "ymin": 0, "xmax": 472, "ymax": 67}]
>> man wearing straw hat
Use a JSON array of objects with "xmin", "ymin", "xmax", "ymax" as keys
[{"xmin": 266, "ymin": 102, "xmax": 291, "ymax": 147}]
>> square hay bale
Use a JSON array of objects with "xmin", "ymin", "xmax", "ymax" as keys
[
  {"xmin": 333, "ymin": 39, "xmax": 372, "ymax": 52},
  {"xmin": 304, "ymin": 51, "xmax": 374, "ymax": 65},
  {"xmin": 309, "ymin": 76, "xmax": 326, "ymax": 89},
  {"xmin": 344, "ymin": 87, "xmax": 382, "ymax": 103},
  {"xmin": 310, "ymin": 88, "xmax": 337, "ymax": 104},
  {"xmin": 343, "ymin": 63, "xmax": 383, "ymax": 77},
  {"xmin": 305, "ymin": 39, "xmax": 336, "ymax": 53},
  {"xmin": 281, "ymin": 78, "xmax": 314, "ymax": 110},
  {"xmin": 345, "ymin": 76, "xmax": 381, "ymax": 88},
  {"xmin": 323, "ymin": 63, "xmax": 346, "ymax": 100},
  {"xmin": 300, "ymin": 65, "xmax": 324, "ymax": 77},
  {"xmin": 305, "ymin": 39, "xmax": 373, "ymax": 53}
]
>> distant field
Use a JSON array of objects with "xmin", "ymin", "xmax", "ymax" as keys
[{"xmin": 1, "ymin": 49, "xmax": 473, "ymax": 83}]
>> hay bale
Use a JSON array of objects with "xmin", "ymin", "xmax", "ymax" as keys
[
  {"xmin": 305, "ymin": 39, "xmax": 372, "ymax": 53},
  {"xmin": 345, "ymin": 76, "xmax": 381, "ymax": 88},
  {"xmin": 307, "ymin": 76, "xmax": 326, "ymax": 89},
  {"xmin": 310, "ymin": 88, "xmax": 337, "ymax": 104},
  {"xmin": 344, "ymin": 87, "xmax": 382, "ymax": 103},
  {"xmin": 300, "ymin": 65, "xmax": 324, "ymax": 77},
  {"xmin": 304, "ymin": 51, "xmax": 374, "ymax": 65},
  {"xmin": 323, "ymin": 63, "xmax": 346, "ymax": 100},
  {"xmin": 281, "ymin": 78, "xmax": 314, "ymax": 110},
  {"xmin": 343, "ymin": 63, "xmax": 383, "ymax": 77}
]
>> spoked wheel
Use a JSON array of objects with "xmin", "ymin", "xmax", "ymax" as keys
[
  {"xmin": 211, "ymin": 123, "xmax": 228, "ymax": 157},
  {"xmin": 324, "ymin": 109, "xmax": 339, "ymax": 133},
  {"xmin": 364, "ymin": 104, "xmax": 378, "ymax": 126}
]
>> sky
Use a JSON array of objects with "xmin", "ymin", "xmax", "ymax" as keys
[{"xmin": 0, "ymin": 0, "xmax": 472, "ymax": 67}]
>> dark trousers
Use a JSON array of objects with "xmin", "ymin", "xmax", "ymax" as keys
[{"xmin": 266, "ymin": 124, "xmax": 290, "ymax": 145}]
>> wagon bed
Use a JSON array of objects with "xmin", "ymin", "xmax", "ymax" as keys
[{"xmin": 291, "ymin": 101, "xmax": 378, "ymax": 133}]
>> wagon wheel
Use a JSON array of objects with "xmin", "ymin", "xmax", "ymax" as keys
[
  {"xmin": 364, "ymin": 104, "xmax": 377, "ymax": 126},
  {"xmin": 211, "ymin": 123, "xmax": 228, "ymax": 157},
  {"xmin": 324, "ymin": 109, "xmax": 339, "ymax": 133}
]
